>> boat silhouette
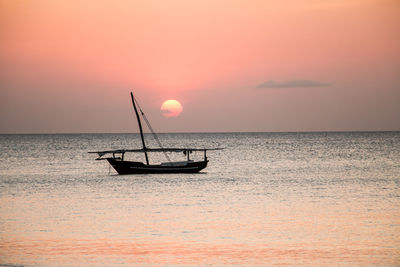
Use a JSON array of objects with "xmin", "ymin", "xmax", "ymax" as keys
[{"xmin": 89, "ymin": 92, "xmax": 222, "ymax": 174}]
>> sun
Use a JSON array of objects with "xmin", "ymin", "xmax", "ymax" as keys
[{"xmin": 161, "ymin": 100, "xmax": 183, "ymax": 117}]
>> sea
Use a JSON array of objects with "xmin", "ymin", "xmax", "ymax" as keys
[{"xmin": 0, "ymin": 132, "xmax": 399, "ymax": 266}]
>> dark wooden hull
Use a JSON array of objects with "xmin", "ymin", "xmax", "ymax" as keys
[{"xmin": 106, "ymin": 158, "xmax": 208, "ymax": 174}]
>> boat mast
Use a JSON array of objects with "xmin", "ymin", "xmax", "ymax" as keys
[{"xmin": 131, "ymin": 92, "xmax": 149, "ymax": 165}]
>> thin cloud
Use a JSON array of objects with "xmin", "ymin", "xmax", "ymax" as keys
[{"xmin": 257, "ymin": 80, "xmax": 330, "ymax": 88}]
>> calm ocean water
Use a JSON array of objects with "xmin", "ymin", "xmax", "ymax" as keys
[{"xmin": 0, "ymin": 132, "xmax": 399, "ymax": 266}]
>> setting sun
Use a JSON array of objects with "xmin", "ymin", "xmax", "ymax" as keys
[{"xmin": 161, "ymin": 100, "xmax": 183, "ymax": 118}]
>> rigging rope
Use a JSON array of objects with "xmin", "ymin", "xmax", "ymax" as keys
[{"xmin": 134, "ymin": 98, "xmax": 172, "ymax": 165}]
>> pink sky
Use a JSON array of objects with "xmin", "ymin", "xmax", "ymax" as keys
[{"xmin": 1, "ymin": 0, "xmax": 399, "ymax": 133}]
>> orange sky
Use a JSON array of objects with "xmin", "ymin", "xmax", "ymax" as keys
[{"xmin": 1, "ymin": 0, "xmax": 399, "ymax": 133}]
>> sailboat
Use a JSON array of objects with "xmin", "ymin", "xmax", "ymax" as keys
[{"xmin": 89, "ymin": 92, "xmax": 222, "ymax": 174}]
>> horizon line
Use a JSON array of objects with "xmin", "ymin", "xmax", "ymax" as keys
[{"xmin": 0, "ymin": 130, "xmax": 399, "ymax": 135}]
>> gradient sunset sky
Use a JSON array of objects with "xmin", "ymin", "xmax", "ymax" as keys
[{"xmin": 1, "ymin": 0, "xmax": 399, "ymax": 133}]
